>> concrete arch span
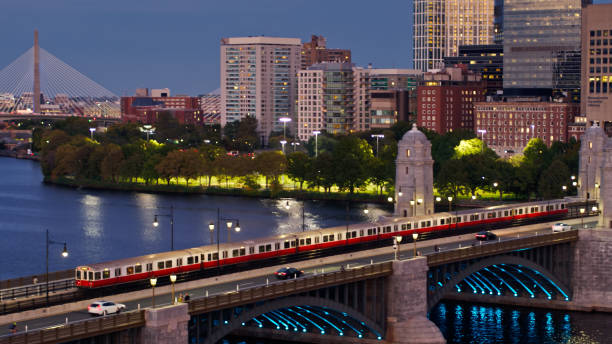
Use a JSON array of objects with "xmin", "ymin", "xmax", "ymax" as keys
[
  {"xmin": 204, "ymin": 296, "xmax": 385, "ymax": 344},
  {"xmin": 428, "ymin": 255, "xmax": 572, "ymax": 310}
]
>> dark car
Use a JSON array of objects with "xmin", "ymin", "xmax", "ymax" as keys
[
  {"xmin": 275, "ymin": 267, "xmax": 304, "ymax": 280},
  {"xmin": 475, "ymin": 231, "xmax": 497, "ymax": 241}
]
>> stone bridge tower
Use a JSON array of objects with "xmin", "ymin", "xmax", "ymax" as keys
[{"xmin": 394, "ymin": 124, "xmax": 434, "ymax": 217}]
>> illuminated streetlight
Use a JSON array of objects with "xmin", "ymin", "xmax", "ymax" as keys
[
  {"xmin": 436, "ymin": 197, "xmax": 442, "ymax": 202},
  {"xmin": 477, "ymin": 129, "xmax": 486, "ymax": 153},
  {"xmin": 279, "ymin": 117, "xmax": 292, "ymax": 141},
  {"xmin": 89, "ymin": 127, "xmax": 96, "ymax": 140},
  {"xmin": 46, "ymin": 229, "xmax": 68, "ymax": 306},
  {"xmin": 150, "ymin": 278, "xmax": 157, "ymax": 308},
  {"xmin": 447, "ymin": 196, "xmax": 453, "ymax": 212},
  {"xmin": 170, "ymin": 274, "xmax": 177, "ymax": 304},
  {"xmin": 412, "ymin": 233, "xmax": 418, "ymax": 257},
  {"xmin": 313, "ymin": 131, "xmax": 321, "ymax": 157},
  {"xmin": 580, "ymin": 208, "xmax": 585, "ymax": 228},
  {"xmin": 153, "ymin": 205, "xmax": 175, "ymax": 250},
  {"xmin": 371, "ymin": 134, "xmax": 385, "ymax": 157},
  {"xmin": 208, "ymin": 222, "xmax": 215, "ymax": 245},
  {"xmin": 387, "ymin": 197, "xmax": 394, "ymax": 203},
  {"xmin": 394, "ymin": 236, "xmax": 403, "ymax": 260},
  {"xmin": 280, "ymin": 140, "xmax": 287, "ymax": 154},
  {"xmin": 291, "ymin": 142, "xmax": 300, "ymax": 152}
]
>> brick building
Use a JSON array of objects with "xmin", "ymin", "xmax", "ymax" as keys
[
  {"xmin": 417, "ymin": 65, "xmax": 485, "ymax": 133},
  {"xmin": 121, "ymin": 96, "xmax": 212, "ymax": 125},
  {"xmin": 474, "ymin": 98, "xmax": 579, "ymax": 154},
  {"xmin": 301, "ymin": 35, "xmax": 351, "ymax": 70}
]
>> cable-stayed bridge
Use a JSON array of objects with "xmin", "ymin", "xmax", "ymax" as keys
[{"xmin": 0, "ymin": 31, "xmax": 120, "ymax": 120}]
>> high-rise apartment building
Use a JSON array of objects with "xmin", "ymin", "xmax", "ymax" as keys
[
  {"xmin": 417, "ymin": 65, "xmax": 485, "ymax": 133},
  {"xmin": 301, "ymin": 35, "xmax": 351, "ymax": 70},
  {"xmin": 413, "ymin": 0, "xmax": 495, "ymax": 71},
  {"xmin": 503, "ymin": 0, "xmax": 586, "ymax": 97},
  {"xmin": 220, "ymin": 37, "xmax": 301, "ymax": 145},
  {"xmin": 444, "ymin": 44, "xmax": 503, "ymax": 95},
  {"xmin": 297, "ymin": 63, "xmax": 369, "ymax": 141},
  {"xmin": 581, "ymin": 3, "xmax": 612, "ymax": 133},
  {"xmin": 368, "ymin": 69, "xmax": 422, "ymax": 127}
]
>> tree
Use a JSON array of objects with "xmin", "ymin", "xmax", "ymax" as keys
[
  {"xmin": 309, "ymin": 152, "xmax": 336, "ymax": 192},
  {"xmin": 286, "ymin": 152, "xmax": 312, "ymax": 190},
  {"xmin": 305, "ymin": 133, "xmax": 338, "ymax": 157},
  {"xmin": 224, "ymin": 117, "xmax": 259, "ymax": 151},
  {"xmin": 101, "ymin": 144, "xmax": 124, "ymax": 182},
  {"xmin": 101, "ymin": 123, "xmax": 142, "ymax": 146},
  {"xmin": 141, "ymin": 153, "xmax": 162, "ymax": 185},
  {"xmin": 254, "ymin": 151, "xmax": 287, "ymax": 189},
  {"xmin": 154, "ymin": 112, "xmax": 182, "ymax": 142},
  {"xmin": 435, "ymin": 159, "xmax": 468, "ymax": 200},
  {"xmin": 155, "ymin": 150, "xmax": 182, "ymax": 185},
  {"xmin": 332, "ymin": 136, "xmax": 374, "ymax": 193},
  {"xmin": 538, "ymin": 160, "xmax": 570, "ymax": 199},
  {"xmin": 178, "ymin": 149, "xmax": 203, "ymax": 187}
]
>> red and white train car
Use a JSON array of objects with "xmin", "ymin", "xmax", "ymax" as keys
[{"xmin": 76, "ymin": 199, "xmax": 569, "ymax": 288}]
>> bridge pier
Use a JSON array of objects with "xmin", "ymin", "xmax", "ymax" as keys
[
  {"xmin": 571, "ymin": 228, "xmax": 612, "ymax": 312},
  {"xmin": 142, "ymin": 303, "xmax": 189, "ymax": 344},
  {"xmin": 385, "ymin": 258, "xmax": 445, "ymax": 344}
]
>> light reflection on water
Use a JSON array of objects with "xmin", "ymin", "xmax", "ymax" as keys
[
  {"xmin": 429, "ymin": 301, "xmax": 611, "ymax": 344},
  {"xmin": 0, "ymin": 158, "xmax": 390, "ymax": 279}
]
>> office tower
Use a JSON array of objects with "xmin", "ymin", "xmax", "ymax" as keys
[
  {"xmin": 220, "ymin": 37, "xmax": 301, "ymax": 145},
  {"xmin": 413, "ymin": 0, "xmax": 495, "ymax": 71},
  {"xmin": 503, "ymin": 0, "xmax": 586, "ymax": 97},
  {"xmin": 301, "ymin": 35, "xmax": 351, "ymax": 70},
  {"xmin": 417, "ymin": 65, "xmax": 485, "ymax": 133},
  {"xmin": 581, "ymin": 3, "xmax": 612, "ymax": 133},
  {"xmin": 368, "ymin": 69, "xmax": 422, "ymax": 128},
  {"xmin": 444, "ymin": 44, "xmax": 503, "ymax": 95}
]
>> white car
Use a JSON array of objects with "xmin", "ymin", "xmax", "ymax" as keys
[
  {"xmin": 552, "ymin": 223, "xmax": 572, "ymax": 232},
  {"xmin": 88, "ymin": 301, "xmax": 126, "ymax": 316}
]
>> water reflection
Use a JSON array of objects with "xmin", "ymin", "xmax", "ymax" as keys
[
  {"xmin": 80, "ymin": 195, "xmax": 102, "ymax": 239},
  {"xmin": 430, "ymin": 301, "xmax": 612, "ymax": 343}
]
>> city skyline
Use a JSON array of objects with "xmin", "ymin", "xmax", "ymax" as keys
[{"xmin": 0, "ymin": 0, "xmax": 414, "ymax": 96}]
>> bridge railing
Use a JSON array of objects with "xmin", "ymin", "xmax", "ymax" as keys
[
  {"xmin": 0, "ymin": 280, "xmax": 75, "ymax": 304},
  {"xmin": 0, "ymin": 270, "xmax": 73, "ymax": 290},
  {"xmin": 427, "ymin": 230, "xmax": 579, "ymax": 267},
  {"xmin": 0, "ymin": 289, "xmax": 81, "ymax": 316},
  {"xmin": 0, "ymin": 310, "xmax": 145, "ymax": 344},
  {"xmin": 189, "ymin": 261, "xmax": 393, "ymax": 315}
]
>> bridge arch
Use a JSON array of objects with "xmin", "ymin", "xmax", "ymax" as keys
[
  {"xmin": 428, "ymin": 255, "xmax": 572, "ymax": 310},
  {"xmin": 203, "ymin": 296, "xmax": 385, "ymax": 344}
]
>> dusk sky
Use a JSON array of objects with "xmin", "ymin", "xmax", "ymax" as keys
[{"xmin": 0, "ymin": 0, "xmax": 414, "ymax": 96}]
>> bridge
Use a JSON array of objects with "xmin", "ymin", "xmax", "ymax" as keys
[
  {"xmin": 2, "ymin": 227, "xmax": 611, "ymax": 344},
  {"xmin": 0, "ymin": 31, "xmax": 120, "ymax": 120}
]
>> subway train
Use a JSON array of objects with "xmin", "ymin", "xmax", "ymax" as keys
[{"xmin": 75, "ymin": 198, "xmax": 580, "ymax": 288}]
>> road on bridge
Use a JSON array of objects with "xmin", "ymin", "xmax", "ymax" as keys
[{"xmin": 0, "ymin": 218, "xmax": 596, "ymax": 336}]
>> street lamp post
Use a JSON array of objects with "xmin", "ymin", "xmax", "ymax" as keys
[
  {"xmin": 150, "ymin": 278, "xmax": 157, "ymax": 308},
  {"xmin": 291, "ymin": 142, "xmax": 300, "ymax": 152},
  {"xmin": 280, "ymin": 140, "xmax": 287, "ymax": 154},
  {"xmin": 394, "ymin": 236, "xmax": 403, "ymax": 260},
  {"xmin": 580, "ymin": 208, "xmax": 585, "ymax": 228},
  {"xmin": 477, "ymin": 129, "xmax": 486, "ymax": 153},
  {"xmin": 447, "ymin": 196, "xmax": 453, "ymax": 212},
  {"xmin": 208, "ymin": 222, "xmax": 215, "ymax": 245},
  {"xmin": 89, "ymin": 127, "xmax": 96, "ymax": 140},
  {"xmin": 170, "ymin": 274, "xmax": 177, "ymax": 304},
  {"xmin": 412, "ymin": 233, "xmax": 418, "ymax": 257},
  {"xmin": 312, "ymin": 131, "xmax": 321, "ymax": 157},
  {"xmin": 210, "ymin": 208, "xmax": 241, "ymax": 267},
  {"xmin": 141, "ymin": 125, "xmax": 155, "ymax": 141},
  {"xmin": 371, "ymin": 134, "xmax": 384, "ymax": 157},
  {"xmin": 279, "ymin": 117, "xmax": 292, "ymax": 141},
  {"xmin": 46, "ymin": 229, "xmax": 68, "ymax": 305},
  {"xmin": 153, "ymin": 205, "xmax": 175, "ymax": 251}
]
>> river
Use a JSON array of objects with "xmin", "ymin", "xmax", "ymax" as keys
[{"xmin": 1, "ymin": 157, "xmax": 610, "ymax": 343}]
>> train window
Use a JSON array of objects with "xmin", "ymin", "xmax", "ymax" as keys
[
  {"xmin": 115, "ymin": 268, "xmax": 122, "ymax": 277},
  {"xmin": 232, "ymin": 249, "xmax": 239, "ymax": 257},
  {"xmin": 306, "ymin": 237, "xmax": 312, "ymax": 245},
  {"xmin": 427, "ymin": 221, "xmax": 431, "ymax": 226},
  {"xmin": 201, "ymin": 254, "xmax": 206, "ymax": 262},
  {"xmin": 126, "ymin": 266, "xmax": 134, "ymax": 275},
  {"xmin": 157, "ymin": 262, "xmax": 164, "ymax": 270},
  {"xmin": 275, "ymin": 243, "xmax": 280, "ymax": 250},
  {"xmin": 420, "ymin": 221, "xmax": 426, "ymax": 227},
  {"xmin": 330, "ymin": 234, "xmax": 335, "ymax": 241},
  {"xmin": 249, "ymin": 247, "xmax": 255, "ymax": 254},
  {"xmin": 314, "ymin": 237, "xmax": 320, "ymax": 244},
  {"xmin": 165, "ymin": 260, "xmax": 172, "ymax": 268},
  {"xmin": 187, "ymin": 257, "xmax": 194, "ymax": 265},
  {"xmin": 291, "ymin": 240, "xmax": 296, "ymax": 248},
  {"xmin": 394, "ymin": 225, "xmax": 398, "ymax": 231},
  {"xmin": 386, "ymin": 226, "xmax": 391, "ymax": 233},
  {"xmin": 76, "ymin": 271, "xmax": 81, "ymax": 279},
  {"xmin": 135, "ymin": 265, "xmax": 142, "ymax": 273},
  {"xmin": 211, "ymin": 252, "xmax": 218, "ymax": 260},
  {"xmin": 352, "ymin": 231, "xmax": 357, "ymax": 238},
  {"xmin": 561, "ymin": 204, "xmax": 565, "ymax": 209},
  {"xmin": 413, "ymin": 222, "xmax": 418, "ymax": 229},
  {"xmin": 259, "ymin": 245, "xmax": 265, "ymax": 253},
  {"xmin": 89, "ymin": 271, "xmax": 93, "ymax": 280},
  {"xmin": 177, "ymin": 258, "xmax": 183, "ymax": 266},
  {"xmin": 240, "ymin": 248, "xmax": 246, "ymax": 255},
  {"xmin": 378, "ymin": 227, "xmax": 381, "ymax": 234},
  {"xmin": 95, "ymin": 272, "xmax": 101, "ymax": 280},
  {"xmin": 504, "ymin": 211, "xmax": 508, "ymax": 216},
  {"xmin": 456, "ymin": 217, "xmax": 461, "ymax": 223},
  {"xmin": 367, "ymin": 229, "xmax": 373, "ymax": 235},
  {"xmin": 146, "ymin": 263, "xmax": 153, "ymax": 272},
  {"xmin": 519, "ymin": 208, "xmax": 523, "ymax": 214},
  {"xmin": 195, "ymin": 256, "xmax": 199, "ymax": 263},
  {"xmin": 323, "ymin": 235, "xmax": 328, "ymax": 243},
  {"xmin": 222, "ymin": 251, "xmax": 228, "ymax": 259},
  {"xmin": 300, "ymin": 239, "xmax": 305, "ymax": 246},
  {"xmin": 441, "ymin": 219, "xmax": 445, "ymax": 225},
  {"xmin": 266, "ymin": 244, "xmax": 272, "ymax": 252},
  {"xmin": 103, "ymin": 270, "xmax": 110, "ymax": 279},
  {"xmin": 284, "ymin": 241, "xmax": 290, "ymax": 249}
]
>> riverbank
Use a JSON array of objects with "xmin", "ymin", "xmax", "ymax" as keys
[
  {"xmin": 44, "ymin": 176, "xmax": 393, "ymax": 203},
  {"xmin": 0, "ymin": 150, "xmax": 39, "ymax": 161}
]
